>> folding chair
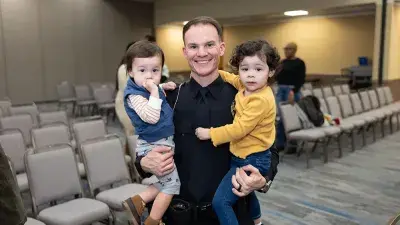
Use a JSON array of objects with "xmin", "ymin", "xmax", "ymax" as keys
[
  {"xmin": 303, "ymin": 83, "xmax": 313, "ymax": 91},
  {"xmin": 57, "ymin": 81, "xmax": 76, "ymax": 112},
  {"xmin": 0, "ymin": 114, "xmax": 35, "ymax": 147},
  {"xmin": 312, "ymin": 88, "xmax": 323, "ymax": 99},
  {"xmin": 80, "ymin": 135, "xmax": 147, "ymax": 212},
  {"xmin": 74, "ymin": 85, "xmax": 96, "ymax": 117},
  {"xmin": 368, "ymin": 89, "xmax": 393, "ymax": 136},
  {"xmin": 93, "ymin": 85, "xmax": 115, "ymax": 123},
  {"xmin": 322, "ymin": 86, "xmax": 333, "ymax": 99},
  {"xmin": 349, "ymin": 93, "xmax": 379, "ymax": 142},
  {"xmin": 10, "ymin": 104, "xmax": 39, "ymax": 128},
  {"xmin": 24, "ymin": 145, "xmax": 112, "ymax": 224},
  {"xmin": 332, "ymin": 85, "xmax": 342, "ymax": 96},
  {"xmin": 301, "ymin": 89, "xmax": 312, "ymax": 97},
  {"xmin": 0, "ymin": 100, "xmax": 11, "ymax": 117},
  {"xmin": 39, "ymin": 111, "xmax": 69, "ymax": 127},
  {"xmin": 0, "ymin": 130, "xmax": 29, "ymax": 192},
  {"xmin": 376, "ymin": 87, "xmax": 400, "ymax": 132},
  {"xmin": 359, "ymin": 91, "xmax": 387, "ymax": 138},
  {"xmin": 341, "ymin": 84, "xmax": 350, "ymax": 94}
]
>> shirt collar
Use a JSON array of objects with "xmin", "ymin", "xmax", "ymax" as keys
[{"xmin": 189, "ymin": 75, "xmax": 225, "ymax": 99}]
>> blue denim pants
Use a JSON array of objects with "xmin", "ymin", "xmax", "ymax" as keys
[
  {"xmin": 276, "ymin": 85, "xmax": 301, "ymax": 148},
  {"xmin": 212, "ymin": 150, "xmax": 271, "ymax": 225}
]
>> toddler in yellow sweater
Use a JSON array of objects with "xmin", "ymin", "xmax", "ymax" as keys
[{"xmin": 195, "ymin": 39, "xmax": 280, "ymax": 225}]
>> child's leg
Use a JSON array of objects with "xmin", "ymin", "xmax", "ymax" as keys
[
  {"xmin": 149, "ymin": 192, "xmax": 173, "ymax": 220},
  {"xmin": 248, "ymin": 191, "xmax": 262, "ymax": 223},
  {"xmin": 212, "ymin": 166, "xmax": 240, "ymax": 225},
  {"xmin": 139, "ymin": 185, "xmax": 160, "ymax": 203}
]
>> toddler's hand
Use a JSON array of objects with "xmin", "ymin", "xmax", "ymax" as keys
[
  {"xmin": 195, "ymin": 127, "xmax": 211, "ymax": 140},
  {"xmin": 143, "ymin": 79, "xmax": 158, "ymax": 92},
  {"xmin": 162, "ymin": 82, "xmax": 177, "ymax": 90}
]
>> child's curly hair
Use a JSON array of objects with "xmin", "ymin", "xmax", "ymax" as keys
[{"xmin": 229, "ymin": 39, "xmax": 280, "ymax": 84}]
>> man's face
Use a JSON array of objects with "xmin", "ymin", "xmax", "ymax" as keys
[
  {"xmin": 183, "ymin": 24, "xmax": 225, "ymax": 77},
  {"xmin": 284, "ymin": 46, "xmax": 296, "ymax": 59}
]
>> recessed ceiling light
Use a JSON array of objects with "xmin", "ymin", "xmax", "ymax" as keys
[
  {"xmin": 284, "ymin": 10, "xmax": 309, "ymax": 16},
  {"xmin": 183, "ymin": 21, "xmax": 189, "ymax": 25}
]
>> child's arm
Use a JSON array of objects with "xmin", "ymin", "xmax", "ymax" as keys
[
  {"xmin": 218, "ymin": 70, "xmax": 244, "ymax": 90},
  {"xmin": 196, "ymin": 96, "xmax": 268, "ymax": 146},
  {"xmin": 127, "ymin": 95, "xmax": 162, "ymax": 124}
]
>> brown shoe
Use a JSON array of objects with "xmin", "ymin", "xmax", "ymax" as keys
[
  {"xmin": 144, "ymin": 216, "xmax": 164, "ymax": 225},
  {"xmin": 122, "ymin": 195, "xmax": 146, "ymax": 225}
]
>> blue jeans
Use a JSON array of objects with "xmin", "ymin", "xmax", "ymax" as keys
[
  {"xmin": 276, "ymin": 85, "xmax": 301, "ymax": 148},
  {"xmin": 212, "ymin": 150, "xmax": 271, "ymax": 225}
]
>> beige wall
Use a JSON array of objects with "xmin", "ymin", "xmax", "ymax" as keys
[
  {"xmin": 157, "ymin": 15, "xmax": 375, "ymax": 75},
  {"xmin": 155, "ymin": 0, "xmax": 377, "ymax": 25},
  {"xmin": 386, "ymin": 4, "xmax": 400, "ymax": 80},
  {"xmin": 0, "ymin": 0, "xmax": 153, "ymax": 104}
]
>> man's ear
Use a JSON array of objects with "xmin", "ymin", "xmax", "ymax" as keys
[
  {"xmin": 182, "ymin": 46, "xmax": 188, "ymax": 59},
  {"xmin": 219, "ymin": 41, "xmax": 226, "ymax": 57}
]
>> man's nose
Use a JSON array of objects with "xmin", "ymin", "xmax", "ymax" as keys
[{"xmin": 197, "ymin": 46, "xmax": 207, "ymax": 57}]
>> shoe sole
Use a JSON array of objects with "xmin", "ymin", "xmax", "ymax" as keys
[{"xmin": 123, "ymin": 201, "xmax": 140, "ymax": 225}]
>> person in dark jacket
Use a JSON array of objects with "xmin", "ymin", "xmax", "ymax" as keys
[
  {"xmin": 0, "ymin": 145, "xmax": 27, "ymax": 225},
  {"xmin": 134, "ymin": 16, "xmax": 279, "ymax": 225}
]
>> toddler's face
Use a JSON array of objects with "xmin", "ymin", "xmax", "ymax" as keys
[
  {"xmin": 130, "ymin": 56, "xmax": 162, "ymax": 87},
  {"xmin": 238, "ymin": 55, "xmax": 272, "ymax": 94}
]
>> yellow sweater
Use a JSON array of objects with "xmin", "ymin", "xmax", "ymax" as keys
[{"xmin": 210, "ymin": 71, "xmax": 276, "ymax": 159}]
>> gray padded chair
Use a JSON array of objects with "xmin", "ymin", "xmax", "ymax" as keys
[
  {"xmin": 350, "ymin": 93, "xmax": 379, "ymax": 142},
  {"xmin": 341, "ymin": 84, "xmax": 350, "ymax": 94},
  {"xmin": 332, "ymin": 85, "xmax": 342, "ymax": 96},
  {"xmin": 10, "ymin": 104, "xmax": 39, "ymax": 128},
  {"xmin": 0, "ymin": 114, "xmax": 35, "ymax": 147},
  {"xmin": 93, "ymin": 86, "xmax": 115, "ymax": 123},
  {"xmin": 368, "ymin": 90, "xmax": 393, "ymax": 136},
  {"xmin": 359, "ymin": 91, "xmax": 387, "ymax": 137},
  {"xmin": 74, "ymin": 85, "xmax": 96, "ymax": 117},
  {"xmin": 312, "ymin": 88, "xmax": 323, "ymax": 99},
  {"xmin": 301, "ymin": 89, "xmax": 312, "ymax": 97},
  {"xmin": 81, "ymin": 135, "xmax": 147, "ymax": 212},
  {"xmin": 39, "ymin": 111, "xmax": 69, "ymax": 127},
  {"xmin": 25, "ymin": 218, "xmax": 46, "ymax": 225},
  {"xmin": 57, "ymin": 81, "xmax": 76, "ymax": 112},
  {"xmin": 24, "ymin": 145, "xmax": 112, "ymax": 225},
  {"xmin": 279, "ymin": 104, "xmax": 326, "ymax": 168},
  {"xmin": 0, "ymin": 130, "xmax": 29, "ymax": 192},
  {"xmin": 303, "ymin": 83, "xmax": 313, "ymax": 91},
  {"xmin": 376, "ymin": 87, "xmax": 400, "ymax": 132},
  {"xmin": 322, "ymin": 87, "xmax": 333, "ymax": 99},
  {"xmin": 0, "ymin": 100, "xmax": 12, "ymax": 117}
]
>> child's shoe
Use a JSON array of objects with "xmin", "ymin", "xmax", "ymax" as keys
[
  {"xmin": 144, "ymin": 216, "xmax": 164, "ymax": 225},
  {"xmin": 122, "ymin": 195, "xmax": 146, "ymax": 225}
]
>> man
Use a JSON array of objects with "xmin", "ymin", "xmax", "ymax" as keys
[
  {"xmin": 144, "ymin": 35, "xmax": 170, "ymax": 83},
  {"xmin": 275, "ymin": 42, "xmax": 306, "ymax": 150},
  {"xmin": 0, "ymin": 145, "xmax": 27, "ymax": 225},
  {"xmin": 135, "ymin": 17, "xmax": 279, "ymax": 225}
]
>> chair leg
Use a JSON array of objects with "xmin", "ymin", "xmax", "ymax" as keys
[
  {"xmin": 350, "ymin": 131, "xmax": 356, "ymax": 152},
  {"xmin": 280, "ymin": 141, "xmax": 290, "ymax": 162},
  {"xmin": 389, "ymin": 115, "xmax": 394, "ymax": 134},
  {"xmin": 337, "ymin": 134, "xmax": 342, "ymax": 158},
  {"xmin": 372, "ymin": 122, "xmax": 376, "ymax": 142},
  {"xmin": 323, "ymin": 137, "xmax": 330, "ymax": 163},
  {"xmin": 381, "ymin": 119, "xmax": 385, "ymax": 138},
  {"xmin": 397, "ymin": 114, "xmax": 399, "ymax": 131},
  {"xmin": 307, "ymin": 141, "xmax": 318, "ymax": 168},
  {"xmin": 361, "ymin": 126, "xmax": 366, "ymax": 147}
]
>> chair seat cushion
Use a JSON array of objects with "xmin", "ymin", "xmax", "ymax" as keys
[
  {"xmin": 96, "ymin": 183, "xmax": 148, "ymax": 210},
  {"xmin": 338, "ymin": 123, "xmax": 354, "ymax": 131},
  {"xmin": 25, "ymin": 218, "xmax": 46, "ymax": 225},
  {"xmin": 78, "ymin": 162, "xmax": 86, "ymax": 177},
  {"xmin": 364, "ymin": 110, "xmax": 386, "ymax": 120},
  {"xmin": 37, "ymin": 198, "xmax": 110, "ymax": 225},
  {"xmin": 288, "ymin": 129, "xmax": 325, "ymax": 141},
  {"xmin": 125, "ymin": 155, "xmax": 131, "ymax": 164},
  {"xmin": 99, "ymin": 103, "xmax": 115, "ymax": 109},
  {"xmin": 77, "ymin": 100, "xmax": 96, "ymax": 106},
  {"xmin": 343, "ymin": 118, "xmax": 365, "ymax": 127},
  {"xmin": 59, "ymin": 98, "xmax": 76, "ymax": 103},
  {"xmin": 348, "ymin": 115, "xmax": 377, "ymax": 123},
  {"xmin": 17, "ymin": 173, "xmax": 29, "ymax": 192},
  {"xmin": 315, "ymin": 126, "xmax": 341, "ymax": 136}
]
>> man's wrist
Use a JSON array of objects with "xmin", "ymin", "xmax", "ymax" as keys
[
  {"xmin": 135, "ymin": 155, "xmax": 152, "ymax": 178},
  {"xmin": 258, "ymin": 176, "xmax": 272, "ymax": 193}
]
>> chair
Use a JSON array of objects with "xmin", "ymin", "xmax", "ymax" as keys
[
  {"xmin": 303, "ymin": 83, "xmax": 313, "ymax": 91},
  {"xmin": 0, "ymin": 100, "xmax": 11, "ymax": 117},
  {"xmin": 127, "ymin": 135, "xmax": 146, "ymax": 183},
  {"xmin": 368, "ymin": 89, "xmax": 393, "ymax": 135},
  {"xmin": 322, "ymin": 87, "xmax": 333, "ymax": 98},
  {"xmin": 312, "ymin": 88, "xmax": 323, "ymax": 99},
  {"xmin": 0, "ymin": 114, "xmax": 35, "ymax": 147},
  {"xmin": 0, "ymin": 130, "xmax": 29, "ymax": 192},
  {"xmin": 93, "ymin": 85, "xmax": 115, "ymax": 122},
  {"xmin": 81, "ymin": 135, "xmax": 147, "ymax": 212},
  {"xmin": 332, "ymin": 85, "xmax": 342, "ymax": 96},
  {"xmin": 25, "ymin": 218, "xmax": 46, "ymax": 225},
  {"xmin": 74, "ymin": 85, "xmax": 96, "ymax": 117},
  {"xmin": 10, "ymin": 104, "xmax": 39, "ymax": 127},
  {"xmin": 349, "ymin": 93, "xmax": 379, "ymax": 142},
  {"xmin": 57, "ymin": 81, "xmax": 76, "ymax": 111},
  {"xmin": 24, "ymin": 145, "xmax": 112, "ymax": 224},
  {"xmin": 377, "ymin": 87, "xmax": 400, "ymax": 131},
  {"xmin": 279, "ymin": 103, "xmax": 326, "ymax": 168},
  {"xmin": 341, "ymin": 84, "xmax": 350, "ymax": 94},
  {"xmin": 359, "ymin": 91, "xmax": 387, "ymax": 137},
  {"xmin": 301, "ymin": 89, "xmax": 312, "ymax": 97},
  {"xmin": 39, "ymin": 111, "xmax": 69, "ymax": 127}
]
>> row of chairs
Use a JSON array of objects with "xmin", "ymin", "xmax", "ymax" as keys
[
  {"xmin": 280, "ymin": 85, "xmax": 400, "ymax": 168},
  {"xmin": 7, "ymin": 135, "xmax": 146, "ymax": 225},
  {"xmin": 57, "ymin": 81, "xmax": 116, "ymax": 119}
]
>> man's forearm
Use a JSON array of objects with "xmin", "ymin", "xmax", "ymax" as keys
[{"xmin": 134, "ymin": 155, "xmax": 152, "ymax": 179}]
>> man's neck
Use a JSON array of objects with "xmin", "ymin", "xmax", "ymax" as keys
[
  {"xmin": 190, "ymin": 71, "xmax": 220, "ymax": 87},
  {"xmin": 286, "ymin": 56, "xmax": 297, "ymax": 60}
]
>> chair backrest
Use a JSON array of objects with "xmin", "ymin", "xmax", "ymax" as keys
[
  {"xmin": 0, "ymin": 130, "xmax": 27, "ymax": 173},
  {"xmin": 322, "ymin": 87, "xmax": 333, "ymax": 98},
  {"xmin": 367, "ymin": 90, "xmax": 380, "ymax": 109},
  {"xmin": 57, "ymin": 81, "xmax": 75, "ymax": 100},
  {"xmin": 312, "ymin": 88, "xmax": 323, "ymax": 99},
  {"xmin": 10, "ymin": 104, "xmax": 39, "ymax": 127},
  {"xmin": 73, "ymin": 119, "xmax": 107, "ymax": 151},
  {"xmin": 74, "ymin": 85, "xmax": 93, "ymax": 101},
  {"xmin": 303, "ymin": 83, "xmax": 313, "ymax": 91},
  {"xmin": 93, "ymin": 85, "xmax": 114, "ymax": 104},
  {"xmin": 32, "ymin": 124, "xmax": 71, "ymax": 149},
  {"xmin": 350, "ymin": 93, "xmax": 364, "ymax": 115},
  {"xmin": 326, "ymin": 96, "xmax": 343, "ymax": 119},
  {"xmin": 39, "ymin": 111, "xmax": 68, "ymax": 127},
  {"xmin": 81, "ymin": 135, "xmax": 130, "ymax": 196},
  {"xmin": 359, "ymin": 91, "xmax": 372, "ymax": 111},
  {"xmin": 319, "ymin": 98, "xmax": 328, "ymax": 114},
  {"xmin": 0, "ymin": 100, "xmax": 12, "ymax": 117},
  {"xmin": 127, "ymin": 135, "xmax": 137, "ymax": 163},
  {"xmin": 25, "ymin": 145, "xmax": 82, "ymax": 214},
  {"xmin": 376, "ymin": 87, "xmax": 387, "ymax": 107},
  {"xmin": 383, "ymin": 86, "xmax": 394, "ymax": 104},
  {"xmin": 341, "ymin": 84, "xmax": 350, "ymax": 94},
  {"xmin": 279, "ymin": 104, "xmax": 302, "ymax": 133},
  {"xmin": 0, "ymin": 115, "xmax": 34, "ymax": 146},
  {"xmin": 301, "ymin": 89, "xmax": 312, "ymax": 97},
  {"xmin": 332, "ymin": 85, "xmax": 342, "ymax": 96},
  {"xmin": 337, "ymin": 94, "xmax": 354, "ymax": 118}
]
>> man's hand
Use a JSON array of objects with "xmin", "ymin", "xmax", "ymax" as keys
[
  {"xmin": 143, "ymin": 79, "xmax": 158, "ymax": 93},
  {"xmin": 195, "ymin": 127, "xmax": 211, "ymax": 140},
  {"xmin": 140, "ymin": 146, "xmax": 175, "ymax": 177},
  {"xmin": 162, "ymin": 81, "xmax": 177, "ymax": 90},
  {"xmin": 231, "ymin": 165, "xmax": 268, "ymax": 197}
]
